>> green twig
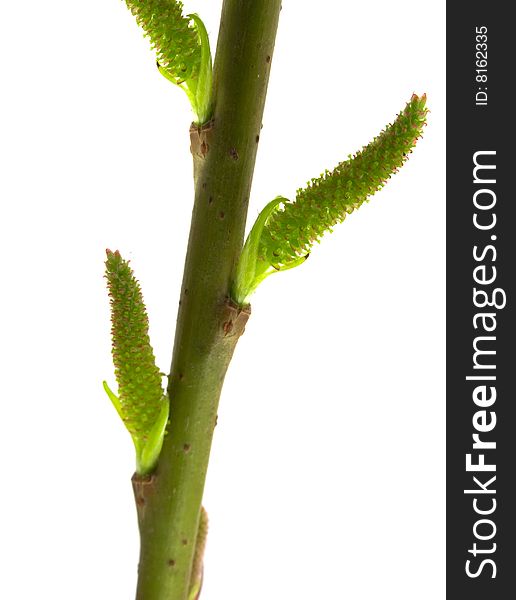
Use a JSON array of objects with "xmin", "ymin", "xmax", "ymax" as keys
[{"xmin": 133, "ymin": 2, "xmax": 282, "ymax": 598}]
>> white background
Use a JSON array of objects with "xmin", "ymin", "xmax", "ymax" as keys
[{"xmin": 1, "ymin": 1, "xmax": 445, "ymax": 598}]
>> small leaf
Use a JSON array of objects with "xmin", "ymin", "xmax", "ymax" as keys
[
  {"xmin": 103, "ymin": 380, "xmax": 123, "ymax": 420},
  {"xmin": 138, "ymin": 397, "xmax": 170, "ymax": 475},
  {"xmin": 189, "ymin": 14, "xmax": 213, "ymax": 125},
  {"xmin": 232, "ymin": 197, "xmax": 288, "ymax": 304}
]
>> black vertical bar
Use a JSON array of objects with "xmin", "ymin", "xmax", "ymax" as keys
[{"xmin": 447, "ymin": 3, "xmax": 515, "ymax": 597}]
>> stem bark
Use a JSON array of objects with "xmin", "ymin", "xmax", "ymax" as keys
[{"xmin": 135, "ymin": 2, "xmax": 282, "ymax": 598}]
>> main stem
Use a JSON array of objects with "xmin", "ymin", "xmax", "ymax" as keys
[{"xmin": 135, "ymin": 2, "xmax": 282, "ymax": 599}]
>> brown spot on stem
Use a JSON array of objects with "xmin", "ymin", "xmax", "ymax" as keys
[
  {"xmin": 219, "ymin": 211, "xmax": 225, "ymax": 220},
  {"xmin": 182, "ymin": 539, "xmax": 188, "ymax": 546},
  {"xmin": 255, "ymin": 135, "xmax": 260, "ymax": 143},
  {"xmin": 183, "ymin": 443, "xmax": 191, "ymax": 453},
  {"xmin": 266, "ymin": 55, "xmax": 271, "ymax": 63},
  {"xmin": 168, "ymin": 559, "xmax": 176, "ymax": 567},
  {"xmin": 178, "ymin": 372, "xmax": 184, "ymax": 381},
  {"xmin": 229, "ymin": 147, "xmax": 239, "ymax": 160},
  {"xmin": 208, "ymin": 196, "xmax": 213, "ymax": 205}
]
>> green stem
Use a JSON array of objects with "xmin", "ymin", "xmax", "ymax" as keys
[{"xmin": 135, "ymin": 2, "xmax": 282, "ymax": 598}]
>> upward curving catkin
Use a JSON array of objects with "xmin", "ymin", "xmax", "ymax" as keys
[{"xmin": 260, "ymin": 94, "xmax": 428, "ymax": 268}]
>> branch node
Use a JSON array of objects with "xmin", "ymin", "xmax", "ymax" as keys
[
  {"xmin": 132, "ymin": 473, "xmax": 157, "ymax": 529},
  {"xmin": 190, "ymin": 120, "xmax": 215, "ymax": 160},
  {"xmin": 221, "ymin": 298, "xmax": 251, "ymax": 338}
]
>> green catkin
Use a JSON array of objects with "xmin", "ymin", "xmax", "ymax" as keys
[
  {"xmin": 124, "ymin": 0, "xmax": 201, "ymax": 84},
  {"xmin": 105, "ymin": 250, "xmax": 165, "ymax": 441},
  {"xmin": 260, "ymin": 94, "xmax": 428, "ymax": 268}
]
